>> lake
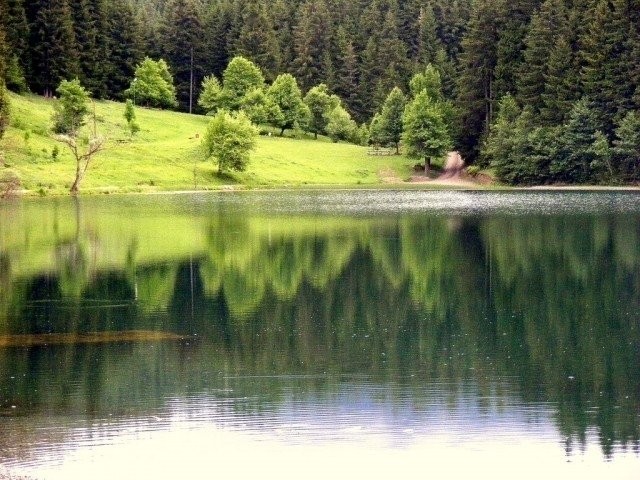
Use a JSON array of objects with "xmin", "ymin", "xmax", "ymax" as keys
[{"xmin": 0, "ymin": 190, "xmax": 639, "ymax": 479}]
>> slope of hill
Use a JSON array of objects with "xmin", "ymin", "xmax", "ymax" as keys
[{"xmin": 0, "ymin": 93, "xmax": 416, "ymax": 195}]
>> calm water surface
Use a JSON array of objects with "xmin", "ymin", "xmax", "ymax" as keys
[{"xmin": 0, "ymin": 191, "xmax": 639, "ymax": 479}]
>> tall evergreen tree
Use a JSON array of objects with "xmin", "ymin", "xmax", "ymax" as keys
[
  {"xmin": 293, "ymin": 0, "xmax": 333, "ymax": 91},
  {"xmin": 580, "ymin": 0, "xmax": 635, "ymax": 133},
  {"xmin": 456, "ymin": 0, "xmax": 501, "ymax": 161},
  {"xmin": 202, "ymin": 0, "xmax": 234, "ymax": 79},
  {"xmin": 160, "ymin": 0, "xmax": 205, "ymax": 111},
  {"xmin": 104, "ymin": 0, "xmax": 143, "ymax": 99},
  {"xmin": 540, "ymin": 35, "xmax": 576, "ymax": 125},
  {"xmin": 27, "ymin": 0, "xmax": 79, "ymax": 97},
  {"xmin": 417, "ymin": 2, "xmax": 441, "ymax": 66},
  {"xmin": 494, "ymin": 0, "xmax": 542, "ymax": 100},
  {"xmin": 233, "ymin": 0, "xmax": 280, "ymax": 81},
  {"xmin": 516, "ymin": 0, "xmax": 568, "ymax": 115},
  {"xmin": 333, "ymin": 27, "xmax": 362, "ymax": 120},
  {"xmin": 0, "ymin": 0, "xmax": 29, "ymax": 91}
]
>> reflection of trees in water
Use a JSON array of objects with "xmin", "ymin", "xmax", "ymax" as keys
[{"xmin": 0, "ymin": 213, "xmax": 639, "ymax": 457}]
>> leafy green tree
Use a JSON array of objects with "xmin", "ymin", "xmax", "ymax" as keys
[
  {"xmin": 0, "ymin": 83, "xmax": 9, "ymax": 143},
  {"xmin": 123, "ymin": 99, "xmax": 140, "ymax": 137},
  {"xmin": 52, "ymin": 78, "xmax": 90, "ymax": 134},
  {"xmin": 304, "ymin": 84, "xmax": 340, "ymax": 139},
  {"xmin": 409, "ymin": 64, "xmax": 443, "ymax": 101},
  {"xmin": 124, "ymin": 58, "xmax": 177, "ymax": 109},
  {"xmin": 613, "ymin": 111, "xmax": 640, "ymax": 181},
  {"xmin": 403, "ymin": 90, "xmax": 452, "ymax": 172},
  {"xmin": 203, "ymin": 110, "xmax": 258, "ymax": 174},
  {"xmin": 376, "ymin": 87, "xmax": 406, "ymax": 153},
  {"xmin": 240, "ymin": 87, "xmax": 283, "ymax": 126},
  {"xmin": 368, "ymin": 112, "xmax": 383, "ymax": 146},
  {"xmin": 266, "ymin": 73, "xmax": 308, "ymax": 136},
  {"xmin": 198, "ymin": 75, "xmax": 224, "ymax": 113},
  {"xmin": 51, "ymin": 78, "xmax": 104, "ymax": 194},
  {"xmin": 221, "ymin": 56, "xmax": 265, "ymax": 111},
  {"xmin": 325, "ymin": 105, "xmax": 357, "ymax": 143}
]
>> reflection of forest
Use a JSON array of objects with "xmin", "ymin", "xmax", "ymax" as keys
[{"xmin": 0, "ymin": 199, "xmax": 639, "ymax": 457}]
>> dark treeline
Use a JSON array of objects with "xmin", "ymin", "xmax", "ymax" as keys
[{"xmin": 0, "ymin": 0, "xmax": 639, "ymax": 184}]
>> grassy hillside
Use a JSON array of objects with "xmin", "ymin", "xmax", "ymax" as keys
[{"xmin": 0, "ymin": 93, "xmax": 418, "ymax": 195}]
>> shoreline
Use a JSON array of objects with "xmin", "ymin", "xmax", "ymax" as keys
[{"xmin": 4, "ymin": 182, "xmax": 640, "ymax": 198}]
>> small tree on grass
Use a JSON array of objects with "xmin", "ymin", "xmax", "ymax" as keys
[
  {"xmin": 402, "ymin": 90, "xmax": 451, "ymax": 172},
  {"xmin": 203, "ymin": 110, "xmax": 258, "ymax": 174},
  {"xmin": 304, "ymin": 84, "xmax": 340, "ymax": 139},
  {"xmin": 123, "ymin": 100, "xmax": 140, "ymax": 137},
  {"xmin": 266, "ymin": 73, "xmax": 309, "ymax": 136},
  {"xmin": 52, "ymin": 79, "xmax": 89, "ymax": 134},
  {"xmin": 124, "ymin": 58, "xmax": 177, "ymax": 109},
  {"xmin": 52, "ymin": 79, "xmax": 105, "ymax": 195},
  {"xmin": 198, "ymin": 75, "xmax": 224, "ymax": 114},
  {"xmin": 325, "ymin": 105, "xmax": 357, "ymax": 143},
  {"xmin": 377, "ymin": 86, "xmax": 406, "ymax": 153}
]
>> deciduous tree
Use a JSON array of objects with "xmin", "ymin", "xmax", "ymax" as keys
[{"xmin": 203, "ymin": 110, "xmax": 258, "ymax": 174}]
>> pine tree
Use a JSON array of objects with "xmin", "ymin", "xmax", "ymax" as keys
[
  {"xmin": 271, "ymin": 0, "xmax": 295, "ymax": 71},
  {"xmin": 580, "ymin": 0, "xmax": 635, "ymax": 133},
  {"xmin": 494, "ymin": 0, "xmax": 542, "ymax": 100},
  {"xmin": 202, "ymin": 0, "xmax": 234, "ymax": 79},
  {"xmin": 233, "ymin": 0, "xmax": 280, "ymax": 81},
  {"xmin": 456, "ymin": 0, "xmax": 501, "ymax": 162},
  {"xmin": 540, "ymin": 35, "xmax": 576, "ymax": 125},
  {"xmin": 293, "ymin": 0, "xmax": 333, "ymax": 91},
  {"xmin": 104, "ymin": 0, "xmax": 143, "ymax": 99},
  {"xmin": 516, "ymin": 0, "xmax": 568, "ymax": 115},
  {"xmin": 0, "ymin": 0, "xmax": 29, "ymax": 91},
  {"xmin": 613, "ymin": 111, "xmax": 640, "ymax": 180},
  {"xmin": 416, "ymin": 2, "xmax": 440, "ymax": 66},
  {"xmin": 333, "ymin": 27, "xmax": 361, "ymax": 121},
  {"xmin": 160, "ymin": 0, "xmax": 205, "ymax": 112},
  {"xmin": 28, "ymin": 0, "xmax": 80, "ymax": 97}
]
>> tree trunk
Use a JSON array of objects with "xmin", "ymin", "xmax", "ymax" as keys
[
  {"xmin": 280, "ymin": 127, "xmax": 286, "ymax": 136},
  {"xmin": 395, "ymin": 142, "xmax": 399, "ymax": 155},
  {"xmin": 424, "ymin": 157, "xmax": 431, "ymax": 174}
]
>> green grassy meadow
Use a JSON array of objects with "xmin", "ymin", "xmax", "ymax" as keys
[{"xmin": 1, "ymin": 93, "xmax": 421, "ymax": 195}]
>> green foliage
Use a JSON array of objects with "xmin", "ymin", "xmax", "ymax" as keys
[
  {"xmin": 402, "ymin": 90, "xmax": 452, "ymax": 170},
  {"xmin": 266, "ymin": 73, "xmax": 309, "ymax": 136},
  {"xmin": 376, "ymin": 86, "xmax": 406, "ymax": 153},
  {"xmin": 0, "ymin": 83, "xmax": 9, "ymax": 141},
  {"xmin": 202, "ymin": 110, "xmax": 258, "ymax": 173},
  {"xmin": 221, "ymin": 56, "xmax": 265, "ymax": 111},
  {"xmin": 240, "ymin": 87, "xmax": 283, "ymax": 127},
  {"xmin": 409, "ymin": 64, "xmax": 443, "ymax": 101},
  {"xmin": 325, "ymin": 105, "xmax": 357, "ymax": 143},
  {"xmin": 124, "ymin": 99, "xmax": 140, "ymax": 136},
  {"xmin": 368, "ymin": 113, "xmax": 383, "ymax": 146},
  {"xmin": 125, "ymin": 58, "xmax": 178, "ymax": 109},
  {"xmin": 303, "ymin": 84, "xmax": 340, "ymax": 139},
  {"xmin": 613, "ymin": 111, "xmax": 640, "ymax": 181},
  {"xmin": 52, "ymin": 78, "xmax": 90, "ymax": 134},
  {"xmin": 198, "ymin": 75, "xmax": 223, "ymax": 113}
]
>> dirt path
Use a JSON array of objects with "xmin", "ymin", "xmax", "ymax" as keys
[{"xmin": 410, "ymin": 152, "xmax": 480, "ymax": 187}]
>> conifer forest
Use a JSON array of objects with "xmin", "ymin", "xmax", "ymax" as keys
[{"xmin": 1, "ymin": 0, "xmax": 639, "ymax": 185}]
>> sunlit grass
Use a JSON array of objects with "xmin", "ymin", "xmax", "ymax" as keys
[{"xmin": 2, "ymin": 93, "xmax": 417, "ymax": 194}]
